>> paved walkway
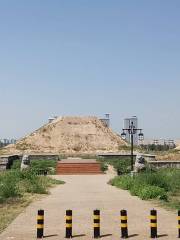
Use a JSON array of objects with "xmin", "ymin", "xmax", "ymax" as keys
[{"xmin": 0, "ymin": 172, "xmax": 178, "ymax": 240}]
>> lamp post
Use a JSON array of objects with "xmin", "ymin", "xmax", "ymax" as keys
[{"xmin": 121, "ymin": 121, "xmax": 144, "ymax": 172}]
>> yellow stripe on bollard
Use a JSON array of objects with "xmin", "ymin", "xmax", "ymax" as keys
[
  {"xmin": 66, "ymin": 216, "xmax": 72, "ymax": 220},
  {"xmin": 66, "ymin": 224, "xmax": 72, "ymax": 228},
  {"xmin": 94, "ymin": 215, "xmax": 100, "ymax": 220},
  {"xmin": 150, "ymin": 216, "xmax": 157, "ymax": 220},
  {"xmin": 120, "ymin": 216, "xmax": 128, "ymax": 220},
  {"xmin": 37, "ymin": 224, "xmax": 44, "ymax": 229},
  {"xmin": 150, "ymin": 223, "xmax": 157, "ymax": 227},
  {"xmin": 121, "ymin": 223, "xmax": 128, "ymax": 228},
  {"xmin": 37, "ymin": 216, "xmax": 44, "ymax": 220},
  {"xmin": 94, "ymin": 223, "xmax": 100, "ymax": 228}
]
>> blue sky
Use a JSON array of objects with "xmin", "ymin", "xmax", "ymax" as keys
[{"xmin": 0, "ymin": 0, "xmax": 180, "ymax": 140}]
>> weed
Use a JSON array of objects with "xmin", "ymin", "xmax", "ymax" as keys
[
  {"xmin": 0, "ymin": 169, "xmax": 64, "ymax": 203},
  {"xmin": 111, "ymin": 169, "xmax": 180, "ymax": 209}
]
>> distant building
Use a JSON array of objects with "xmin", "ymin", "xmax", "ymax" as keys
[
  {"xmin": 143, "ymin": 138, "xmax": 176, "ymax": 148},
  {"xmin": 100, "ymin": 113, "xmax": 110, "ymax": 127},
  {"xmin": 48, "ymin": 116, "xmax": 58, "ymax": 123},
  {"xmin": 153, "ymin": 139, "xmax": 175, "ymax": 147},
  {"xmin": 10, "ymin": 139, "xmax": 16, "ymax": 144},
  {"xmin": 124, "ymin": 116, "xmax": 138, "ymax": 145},
  {"xmin": 0, "ymin": 138, "xmax": 17, "ymax": 148}
]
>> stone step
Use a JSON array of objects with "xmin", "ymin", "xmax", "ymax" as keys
[{"xmin": 56, "ymin": 162, "xmax": 103, "ymax": 175}]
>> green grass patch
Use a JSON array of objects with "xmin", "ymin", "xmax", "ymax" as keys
[
  {"xmin": 0, "ymin": 169, "xmax": 64, "ymax": 203},
  {"xmin": 0, "ymin": 169, "xmax": 64, "ymax": 232},
  {"xmin": 98, "ymin": 157, "xmax": 132, "ymax": 174},
  {"xmin": 12, "ymin": 159, "xmax": 57, "ymax": 174},
  {"xmin": 110, "ymin": 168, "xmax": 180, "ymax": 209}
]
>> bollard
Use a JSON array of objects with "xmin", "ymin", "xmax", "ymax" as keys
[
  {"xmin": 178, "ymin": 210, "xmax": 180, "ymax": 238},
  {"xmin": 65, "ymin": 210, "xmax": 72, "ymax": 238},
  {"xmin": 93, "ymin": 209, "xmax": 100, "ymax": 238},
  {"xmin": 120, "ymin": 210, "xmax": 128, "ymax": 239},
  {"xmin": 37, "ymin": 209, "xmax": 44, "ymax": 239},
  {"xmin": 150, "ymin": 209, "xmax": 157, "ymax": 238}
]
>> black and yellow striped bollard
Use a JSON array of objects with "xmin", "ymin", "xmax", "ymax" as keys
[
  {"xmin": 93, "ymin": 209, "xmax": 100, "ymax": 238},
  {"xmin": 65, "ymin": 210, "xmax": 72, "ymax": 238},
  {"xmin": 178, "ymin": 210, "xmax": 180, "ymax": 238},
  {"xmin": 150, "ymin": 209, "xmax": 157, "ymax": 238},
  {"xmin": 120, "ymin": 210, "xmax": 128, "ymax": 239},
  {"xmin": 37, "ymin": 209, "xmax": 44, "ymax": 239}
]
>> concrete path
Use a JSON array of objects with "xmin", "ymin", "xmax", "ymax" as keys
[{"xmin": 0, "ymin": 172, "xmax": 178, "ymax": 240}]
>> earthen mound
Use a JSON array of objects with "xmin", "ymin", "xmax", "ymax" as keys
[{"xmin": 4, "ymin": 116, "xmax": 126, "ymax": 154}]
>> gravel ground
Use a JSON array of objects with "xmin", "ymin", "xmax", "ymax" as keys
[{"xmin": 0, "ymin": 172, "xmax": 178, "ymax": 240}]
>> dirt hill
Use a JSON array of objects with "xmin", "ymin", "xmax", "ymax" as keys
[{"xmin": 3, "ymin": 116, "xmax": 126, "ymax": 154}]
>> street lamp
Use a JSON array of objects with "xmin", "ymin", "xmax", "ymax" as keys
[{"xmin": 121, "ymin": 121, "xmax": 144, "ymax": 172}]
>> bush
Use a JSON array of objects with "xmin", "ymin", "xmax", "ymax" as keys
[
  {"xmin": 111, "ymin": 175, "xmax": 133, "ymax": 190},
  {"xmin": 129, "ymin": 183, "xmax": 144, "ymax": 196},
  {"xmin": 138, "ymin": 185, "xmax": 168, "ymax": 200},
  {"xmin": 98, "ymin": 157, "xmax": 132, "ymax": 174},
  {"xmin": 110, "ymin": 169, "xmax": 180, "ymax": 205},
  {"xmin": 11, "ymin": 160, "xmax": 21, "ymax": 169},
  {"xmin": 11, "ymin": 159, "xmax": 57, "ymax": 174},
  {"xmin": 100, "ymin": 162, "xmax": 108, "ymax": 172},
  {"xmin": 0, "ymin": 171, "xmax": 20, "ymax": 202},
  {"xmin": 0, "ymin": 169, "xmax": 64, "ymax": 203},
  {"xmin": 30, "ymin": 160, "xmax": 57, "ymax": 174}
]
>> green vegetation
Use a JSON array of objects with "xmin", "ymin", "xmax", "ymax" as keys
[
  {"xmin": 31, "ymin": 159, "xmax": 57, "ymax": 174},
  {"xmin": 118, "ymin": 145, "xmax": 140, "ymax": 152},
  {"xmin": 98, "ymin": 157, "xmax": 132, "ymax": 174},
  {"xmin": 99, "ymin": 161, "xmax": 108, "ymax": 172},
  {"xmin": 110, "ymin": 169, "xmax": 180, "ymax": 209},
  {"xmin": 140, "ymin": 144, "xmax": 176, "ymax": 152},
  {"xmin": 0, "ymin": 168, "xmax": 64, "ymax": 233},
  {"xmin": 0, "ymin": 169, "xmax": 64, "ymax": 203},
  {"xmin": 12, "ymin": 159, "xmax": 57, "ymax": 174}
]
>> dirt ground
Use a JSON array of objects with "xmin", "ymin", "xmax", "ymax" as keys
[{"xmin": 0, "ymin": 171, "xmax": 178, "ymax": 240}]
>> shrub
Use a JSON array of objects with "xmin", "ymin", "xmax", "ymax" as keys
[
  {"xmin": 11, "ymin": 160, "xmax": 21, "ymax": 169},
  {"xmin": 11, "ymin": 159, "xmax": 57, "ymax": 174},
  {"xmin": 100, "ymin": 162, "xmax": 108, "ymax": 172},
  {"xmin": 111, "ymin": 175, "xmax": 133, "ymax": 190},
  {"xmin": 0, "ymin": 171, "xmax": 20, "ymax": 202},
  {"xmin": 129, "ymin": 183, "xmax": 144, "ymax": 196},
  {"xmin": 98, "ymin": 157, "xmax": 132, "ymax": 174},
  {"xmin": 110, "ymin": 169, "xmax": 180, "ymax": 205},
  {"xmin": 138, "ymin": 185, "xmax": 168, "ymax": 200},
  {"xmin": 30, "ymin": 159, "xmax": 57, "ymax": 174},
  {"xmin": 0, "ymin": 169, "xmax": 64, "ymax": 203}
]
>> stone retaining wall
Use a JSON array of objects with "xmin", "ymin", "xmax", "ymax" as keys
[{"xmin": 147, "ymin": 160, "xmax": 180, "ymax": 169}]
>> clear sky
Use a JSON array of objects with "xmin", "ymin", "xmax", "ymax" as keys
[{"xmin": 0, "ymin": 0, "xmax": 180, "ymax": 140}]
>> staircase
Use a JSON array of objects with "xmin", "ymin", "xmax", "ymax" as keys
[{"xmin": 56, "ymin": 158, "xmax": 103, "ymax": 175}]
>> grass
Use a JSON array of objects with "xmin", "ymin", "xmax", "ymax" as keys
[
  {"xmin": 0, "ymin": 169, "xmax": 64, "ymax": 203},
  {"xmin": 0, "ymin": 168, "xmax": 64, "ymax": 233},
  {"xmin": 12, "ymin": 159, "xmax": 57, "ymax": 174},
  {"xmin": 0, "ymin": 194, "xmax": 37, "ymax": 233},
  {"xmin": 98, "ymin": 156, "xmax": 133, "ymax": 174},
  {"xmin": 110, "ymin": 168, "xmax": 180, "ymax": 209}
]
